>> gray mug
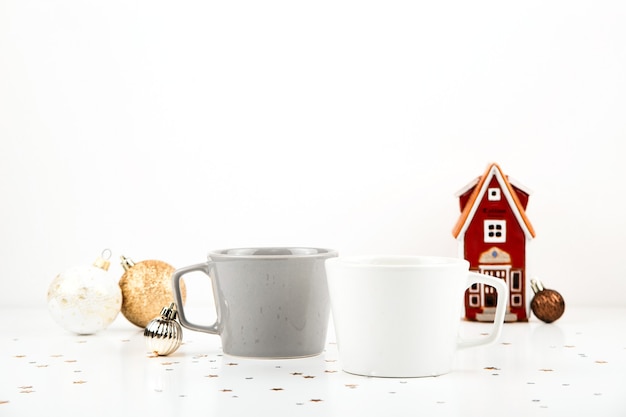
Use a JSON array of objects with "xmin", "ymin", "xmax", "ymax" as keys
[{"xmin": 171, "ymin": 247, "xmax": 338, "ymax": 358}]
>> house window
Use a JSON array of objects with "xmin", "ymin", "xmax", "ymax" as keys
[
  {"xmin": 511, "ymin": 294, "xmax": 522, "ymax": 307},
  {"xmin": 511, "ymin": 271, "xmax": 522, "ymax": 292},
  {"xmin": 488, "ymin": 188, "xmax": 501, "ymax": 201},
  {"xmin": 484, "ymin": 220, "xmax": 506, "ymax": 243},
  {"xmin": 469, "ymin": 294, "xmax": 480, "ymax": 307}
]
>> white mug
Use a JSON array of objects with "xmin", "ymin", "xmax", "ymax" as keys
[{"xmin": 325, "ymin": 255, "xmax": 508, "ymax": 377}]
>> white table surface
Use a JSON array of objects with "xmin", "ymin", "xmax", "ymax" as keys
[{"xmin": 1, "ymin": 306, "xmax": 625, "ymax": 417}]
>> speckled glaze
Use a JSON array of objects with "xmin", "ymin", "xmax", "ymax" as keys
[{"xmin": 172, "ymin": 248, "xmax": 337, "ymax": 358}]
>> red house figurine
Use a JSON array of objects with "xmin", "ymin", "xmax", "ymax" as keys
[{"xmin": 452, "ymin": 163, "xmax": 536, "ymax": 322}]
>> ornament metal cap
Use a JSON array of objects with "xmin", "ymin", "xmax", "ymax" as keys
[
  {"xmin": 120, "ymin": 255, "xmax": 135, "ymax": 271},
  {"xmin": 160, "ymin": 302, "xmax": 178, "ymax": 321},
  {"xmin": 92, "ymin": 249, "xmax": 112, "ymax": 271},
  {"xmin": 530, "ymin": 279, "xmax": 544, "ymax": 293}
]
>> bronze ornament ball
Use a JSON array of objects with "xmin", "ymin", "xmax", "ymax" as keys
[
  {"xmin": 119, "ymin": 256, "xmax": 186, "ymax": 328},
  {"xmin": 530, "ymin": 279, "xmax": 565, "ymax": 323}
]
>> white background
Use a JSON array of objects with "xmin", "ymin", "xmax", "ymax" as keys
[{"xmin": 1, "ymin": 0, "xmax": 625, "ymax": 309}]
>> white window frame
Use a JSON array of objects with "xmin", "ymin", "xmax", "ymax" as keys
[
  {"xmin": 484, "ymin": 220, "xmax": 506, "ymax": 243},
  {"xmin": 511, "ymin": 294, "xmax": 523, "ymax": 307},
  {"xmin": 488, "ymin": 188, "xmax": 501, "ymax": 201}
]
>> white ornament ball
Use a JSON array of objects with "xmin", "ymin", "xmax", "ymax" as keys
[{"xmin": 47, "ymin": 264, "xmax": 122, "ymax": 334}]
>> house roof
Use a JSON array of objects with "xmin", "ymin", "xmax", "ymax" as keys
[{"xmin": 452, "ymin": 163, "xmax": 536, "ymax": 239}]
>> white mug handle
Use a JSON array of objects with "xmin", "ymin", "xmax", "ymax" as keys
[{"xmin": 457, "ymin": 272, "xmax": 508, "ymax": 349}]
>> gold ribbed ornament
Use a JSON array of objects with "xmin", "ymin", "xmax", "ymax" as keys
[
  {"xmin": 118, "ymin": 255, "xmax": 186, "ymax": 328},
  {"xmin": 144, "ymin": 303, "xmax": 183, "ymax": 356}
]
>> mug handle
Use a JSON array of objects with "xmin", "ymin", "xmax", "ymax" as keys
[
  {"xmin": 171, "ymin": 262, "xmax": 219, "ymax": 334},
  {"xmin": 457, "ymin": 272, "xmax": 508, "ymax": 349}
]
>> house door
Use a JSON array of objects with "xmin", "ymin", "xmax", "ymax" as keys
[
  {"xmin": 483, "ymin": 284, "xmax": 498, "ymax": 307},
  {"xmin": 479, "ymin": 267, "xmax": 510, "ymax": 308}
]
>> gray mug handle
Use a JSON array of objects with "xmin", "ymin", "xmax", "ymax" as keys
[
  {"xmin": 457, "ymin": 272, "xmax": 508, "ymax": 349},
  {"xmin": 171, "ymin": 262, "xmax": 219, "ymax": 334}
]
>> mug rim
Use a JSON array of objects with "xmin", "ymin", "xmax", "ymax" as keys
[
  {"xmin": 325, "ymin": 255, "xmax": 469, "ymax": 268},
  {"xmin": 208, "ymin": 247, "xmax": 338, "ymax": 260}
]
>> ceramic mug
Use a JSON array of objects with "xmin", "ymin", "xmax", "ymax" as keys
[
  {"xmin": 325, "ymin": 255, "xmax": 508, "ymax": 377},
  {"xmin": 171, "ymin": 247, "xmax": 338, "ymax": 358}
]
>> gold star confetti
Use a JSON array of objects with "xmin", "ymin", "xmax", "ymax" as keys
[
  {"xmin": 484, "ymin": 366, "xmax": 501, "ymax": 371},
  {"xmin": 595, "ymin": 360, "xmax": 608, "ymax": 364},
  {"xmin": 303, "ymin": 375, "xmax": 315, "ymax": 379},
  {"xmin": 291, "ymin": 372, "xmax": 303, "ymax": 376},
  {"xmin": 324, "ymin": 370, "xmax": 337, "ymax": 373},
  {"xmin": 220, "ymin": 389, "xmax": 232, "ymax": 393},
  {"xmin": 310, "ymin": 399, "xmax": 323, "ymax": 402},
  {"xmin": 64, "ymin": 360, "xmax": 77, "ymax": 363},
  {"xmin": 271, "ymin": 388, "xmax": 284, "ymax": 391}
]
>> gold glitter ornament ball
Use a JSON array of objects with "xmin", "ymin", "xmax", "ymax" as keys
[{"xmin": 119, "ymin": 255, "xmax": 186, "ymax": 328}]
